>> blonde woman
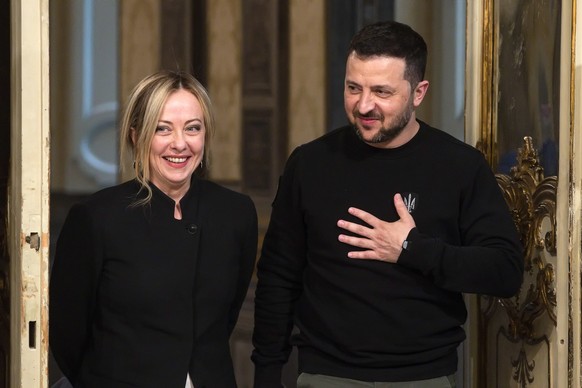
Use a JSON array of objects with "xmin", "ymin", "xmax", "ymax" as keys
[{"xmin": 50, "ymin": 71, "xmax": 257, "ymax": 387}]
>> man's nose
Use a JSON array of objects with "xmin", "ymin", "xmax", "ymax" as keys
[{"xmin": 357, "ymin": 91, "xmax": 375, "ymax": 113}]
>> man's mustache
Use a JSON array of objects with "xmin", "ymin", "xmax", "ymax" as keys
[{"xmin": 353, "ymin": 111, "xmax": 383, "ymax": 120}]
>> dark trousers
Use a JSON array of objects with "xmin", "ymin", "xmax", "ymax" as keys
[{"xmin": 297, "ymin": 372, "xmax": 456, "ymax": 388}]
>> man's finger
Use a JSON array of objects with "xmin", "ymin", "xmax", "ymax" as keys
[
  {"xmin": 337, "ymin": 219, "xmax": 372, "ymax": 237},
  {"xmin": 347, "ymin": 207, "xmax": 378, "ymax": 226},
  {"xmin": 394, "ymin": 193, "xmax": 413, "ymax": 220}
]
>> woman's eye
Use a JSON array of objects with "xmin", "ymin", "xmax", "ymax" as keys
[
  {"xmin": 185, "ymin": 125, "xmax": 201, "ymax": 132},
  {"xmin": 155, "ymin": 126, "xmax": 170, "ymax": 132}
]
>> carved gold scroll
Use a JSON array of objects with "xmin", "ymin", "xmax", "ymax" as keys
[{"xmin": 479, "ymin": 136, "xmax": 557, "ymax": 387}]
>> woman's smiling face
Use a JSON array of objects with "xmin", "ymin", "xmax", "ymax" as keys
[{"xmin": 149, "ymin": 88, "xmax": 205, "ymax": 199}]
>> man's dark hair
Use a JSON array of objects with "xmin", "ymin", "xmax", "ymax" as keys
[{"xmin": 348, "ymin": 20, "xmax": 427, "ymax": 87}]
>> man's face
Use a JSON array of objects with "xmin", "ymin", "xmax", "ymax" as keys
[{"xmin": 343, "ymin": 53, "xmax": 427, "ymax": 148}]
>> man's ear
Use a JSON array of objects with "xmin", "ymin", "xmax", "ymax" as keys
[{"xmin": 412, "ymin": 80, "xmax": 429, "ymax": 107}]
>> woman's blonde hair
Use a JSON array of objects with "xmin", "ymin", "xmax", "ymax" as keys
[{"xmin": 119, "ymin": 70, "xmax": 215, "ymax": 206}]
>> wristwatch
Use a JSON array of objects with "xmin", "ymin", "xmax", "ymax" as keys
[{"xmin": 402, "ymin": 239, "xmax": 411, "ymax": 251}]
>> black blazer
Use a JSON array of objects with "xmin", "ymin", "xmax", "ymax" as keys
[{"xmin": 50, "ymin": 178, "xmax": 258, "ymax": 388}]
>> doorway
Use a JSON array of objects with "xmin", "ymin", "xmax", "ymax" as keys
[{"xmin": 0, "ymin": 1, "xmax": 11, "ymax": 387}]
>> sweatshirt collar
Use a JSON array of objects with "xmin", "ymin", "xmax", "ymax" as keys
[{"xmin": 347, "ymin": 119, "xmax": 427, "ymax": 159}]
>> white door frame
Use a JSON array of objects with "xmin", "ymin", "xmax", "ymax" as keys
[
  {"xmin": 10, "ymin": 0, "xmax": 50, "ymax": 387},
  {"xmin": 464, "ymin": 1, "xmax": 581, "ymax": 386}
]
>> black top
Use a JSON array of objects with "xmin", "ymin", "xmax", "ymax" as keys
[
  {"xmin": 50, "ymin": 178, "xmax": 258, "ymax": 388},
  {"xmin": 252, "ymin": 121, "xmax": 523, "ymax": 385}
]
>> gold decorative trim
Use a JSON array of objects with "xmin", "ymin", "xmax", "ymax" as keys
[
  {"xmin": 477, "ymin": 0, "xmax": 495, "ymax": 163},
  {"xmin": 481, "ymin": 136, "xmax": 558, "ymax": 386},
  {"xmin": 511, "ymin": 346, "xmax": 535, "ymax": 385}
]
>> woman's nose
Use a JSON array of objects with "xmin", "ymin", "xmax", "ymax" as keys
[{"xmin": 171, "ymin": 131, "xmax": 187, "ymax": 150}]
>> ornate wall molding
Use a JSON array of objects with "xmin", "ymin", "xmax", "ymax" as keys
[{"xmin": 480, "ymin": 136, "xmax": 558, "ymax": 387}]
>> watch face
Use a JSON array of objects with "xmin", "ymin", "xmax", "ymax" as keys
[{"xmin": 402, "ymin": 240, "xmax": 410, "ymax": 250}]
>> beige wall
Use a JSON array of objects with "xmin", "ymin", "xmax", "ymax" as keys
[
  {"xmin": 50, "ymin": 0, "xmax": 465, "ymax": 191},
  {"xmin": 207, "ymin": 0, "xmax": 327, "ymax": 180},
  {"xmin": 207, "ymin": 0, "xmax": 242, "ymax": 182},
  {"xmin": 119, "ymin": 0, "xmax": 160, "ymax": 183},
  {"xmin": 288, "ymin": 0, "xmax": 326, "ymax": 152}
]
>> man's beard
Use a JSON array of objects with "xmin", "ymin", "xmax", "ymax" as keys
[{"xmin": 352, "ymin": 101, "xmax": 414, "ymax": 144}]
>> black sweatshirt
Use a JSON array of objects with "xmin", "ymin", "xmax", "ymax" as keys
[{"xmin": 252, "ymin": 121, "xmax": 523, "ymax": 385}]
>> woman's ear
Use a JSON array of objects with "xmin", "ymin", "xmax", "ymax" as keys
[{"xmin": 130, "ymin": 128, "xmax": 137, "ymax": 145}]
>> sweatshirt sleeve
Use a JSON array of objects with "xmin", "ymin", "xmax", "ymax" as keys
[
  {"xmin": 251, "ymin": 149, "xmax": 307, "ymax": 388},
  {"xmin": 397, "ymin": 158, "xmax": 524, "ymax": 298},
  {"xmin": 49, "ymin": 203, "xmax": 102, "ymax": 384}
]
